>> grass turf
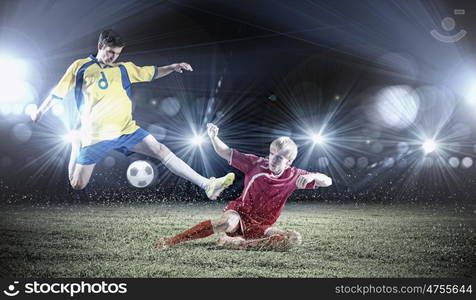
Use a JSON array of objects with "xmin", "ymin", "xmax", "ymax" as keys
[{"xmin": 1, "ymin": 202, "xmax": 474, "ymax": 278}]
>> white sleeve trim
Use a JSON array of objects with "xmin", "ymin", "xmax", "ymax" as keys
[{"xmin": 228, "ymin": 149, "xmax": 233, "ymax": 165}]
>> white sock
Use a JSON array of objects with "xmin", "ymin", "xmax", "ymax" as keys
[
  {"xmin": 68, "ymin": 139, "xmax": 81, "ymax": 182},
  {"xmin": 162, "ymin": 152, "xmax": 209, "ymax": 190}
]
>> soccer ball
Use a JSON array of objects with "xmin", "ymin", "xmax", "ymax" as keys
[{"xmin": 126, "ymin": 160, "xmax": 155, "ymax": 188}]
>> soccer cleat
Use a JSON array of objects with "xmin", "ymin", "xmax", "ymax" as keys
[
  {"xmin": 206, "ymin": 172, "xmax": 235, "ymax": 200},
  {"xmin": 155, "ymin": 238, "xmax": 172, "ymax": 251}
]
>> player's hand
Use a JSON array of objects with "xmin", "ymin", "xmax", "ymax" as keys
[
  {"xmin": 296, "ymin": 174, "xmax": 315, "ymax": 189},
  {"xmin": 207, "ymin": 123, "xmax": 219, "ymax": 139},
  {"xmin": 170, "ymin": 62, "xmax": 193, "ymax": 73},
  {"xmin": 296, "ymin": 173, "xmax": 332, "ymax": 189},
  {"xmin": 30, "ymin": 109, "xmax": 42, "ymax": 123},
  {"xmin": 313, "ymin": 173, "xmax": 332, "ymax": 187}
]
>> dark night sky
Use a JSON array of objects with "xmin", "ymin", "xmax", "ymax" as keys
[{"xmin": 1, "ymin": 0, "xmax": 476, "ymax": 203}]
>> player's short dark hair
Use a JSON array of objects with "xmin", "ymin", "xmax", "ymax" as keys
[{"xmin": 98, "ymin": 29, "xmax": 125, "ymax": 47}]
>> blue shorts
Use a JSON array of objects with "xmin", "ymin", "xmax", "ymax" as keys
[{"xmin": 76, "ymin": 128, "xmax": 150, "ymax": 165}]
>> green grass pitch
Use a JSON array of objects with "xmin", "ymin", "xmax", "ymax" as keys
[{"xmin": 1, "ymin": 202, "xmax": 474, "ymax": 277}]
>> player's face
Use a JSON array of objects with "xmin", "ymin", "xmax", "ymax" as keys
[
  {"xmin": 97, "ymin": 44, "xmax": 123, "ymax": 66},
  {"xmin": 269, "ymin": 150, "xmax": 290, "ymax": 174}
]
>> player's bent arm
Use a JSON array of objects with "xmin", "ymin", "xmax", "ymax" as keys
[
  {"xmin": 207, "ymin": 123, "xmax": 232, "ymax": 161},
  {"xmin": 296, "ymin": 172, "xmax": 332, "ymax": 189},
  {"xmin": 154, "ymin": 65, "xmax": 174, "ymax": 79},
  {"xmin": 210, "ymin": 136, "xmax": 232, "ymax": 162},
  {"xmin": 31, "ymin": 95, "xmax": 62, "ymax": 122},
  {"xmin": 154, "ymin": 63, "xmax": 193, "ymax": 79},
  {"xmin": 313, "ymin": 173, "xmax": 332, "ymax": 187}
]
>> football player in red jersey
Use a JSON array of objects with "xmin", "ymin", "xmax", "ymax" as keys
[{"xmin": 156, "ymin": 123, "xmax": 332, "ymax": 251}]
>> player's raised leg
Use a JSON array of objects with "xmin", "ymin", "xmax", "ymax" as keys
[
  {"xmin": 130, "ymin": 134, "xmax": 234, "ymax": 200},
  {"xmin": 70, "ymin": 163, "xmax": 96, "ymax": 190},
  {"xmin": 68, "ymin": 131, "xmax": 82, "ymax": 183},
  {"xmin": 156, "ymin": 210, "xmax": 240, "ymax": 250}
]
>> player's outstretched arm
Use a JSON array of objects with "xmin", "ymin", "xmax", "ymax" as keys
[
  {"xmin": 30, "ymin": 95, "xmax": 61, "ymax": 123},
  {"xmin": 207, "ymin": 123, "xmax": 232, "ymax": 161},
  {"xmin": 154, "ymin": 62, "xmax": 193, "ymax": 79},
  {"xmin": 296, "ymin": 173, "xmax": 332, "ymax": 189}
]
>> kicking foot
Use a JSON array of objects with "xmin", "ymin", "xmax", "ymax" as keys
[
  {"xmin": 206, "ymin": 173, "xmax": 235, "ymax": 200},
  {"xmin": 155, "ymin": 238, "xmax": 173, "ymax": 251}
]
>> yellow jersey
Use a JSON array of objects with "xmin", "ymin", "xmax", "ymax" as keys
[{"xmin": 51, "ymin": 55, "xmax": 157, "ymax": 146}]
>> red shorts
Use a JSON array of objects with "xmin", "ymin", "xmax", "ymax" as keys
[{"xmin": 224, "ymin": 208, "xmax": 272, "ymax": 240}]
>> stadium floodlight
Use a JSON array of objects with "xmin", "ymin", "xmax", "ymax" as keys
[
  {"xmin": 466, "ymin": 83, "xmax": 476, "ymax": 106},
  {"xmin": 0, "ymin": 104, "xmax": 12, "ymax": 115},
  {"xmin": 422, "ymin": 139, "xmax": 438, "ymax": 154},
  {"xmin": 0, "ymin": 55, "xmax": 33, "ymax": 107},
  {"xmin": 190, "ymin": 135, "xmax": 204, "ymax": 146},
  {"xmin": 11, "ymin": 103, "xmax": 24, "ymax": 115},
  {"xmin": 0, "ymin": 55, "xmax": 27, "ymax": 83},
  {"xmin": 62, "ymin": 130, "xmax": 80, "ymax": 144},
  {"xmin": 375, "ymin": 85, "xmax": 419, "ymax": 129},
  {"xmin": 0, "ymin": 55, "xmax": 27, "ymax": 101},
  {"xmin": 311, "ymin": 133, "xmax": 325, "ymax": 145}
]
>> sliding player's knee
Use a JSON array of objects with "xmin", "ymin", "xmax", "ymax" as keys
[
  {"xmin": 212, "ymin": 212, "xmax": 240, "ymax": 233},
  {"xmin": 224, "ymin": 213, "xmax": 240, "ymax": 233},
  {"xmin": 211, "ymin": 217, "xmax": 227, "ymax": 232},
  {"xmin": 211, "ymin": 216, "xmax": 234, "ymax": 233}
]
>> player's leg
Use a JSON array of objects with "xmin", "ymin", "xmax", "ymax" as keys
[
  {"xmin": 217, "ymin": 226, "xmax": 302, "ymax": 251},
  {"xmin": 156, "ymin": 210, "xmax": 240, "ymax": 250},
  {"xmin": 68, "ymin": 132, "xmax": 82, "ymax": 182},
  {"xmin": 130, "ymin": 134, "xmax": 234, "ymax": 199},
  {"xmin": 129, "ymin": 135, "xmax": 209, "ymax": 189},
  {"xmin": 216, "ymin": 235, "xmax": 292, "ymax": 251},
  {"xmin": 214, "ymin": 211, "xmax": 251, "ymax": 248},
  {"xmin": 264, "ymin": 227, "xmax": 302, "ymax": 249},
  {"xmin": 211, "ymin": 210, "xmax": 241, "ymax": 233},
  {"xmin": 216, "ymin": 235, "xmax": 246, "ymax": 248},
  {"xmin": 70, "ymin": 163, "xmax": 96, "ymax": 190}
]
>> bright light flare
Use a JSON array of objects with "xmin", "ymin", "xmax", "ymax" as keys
[
  {"xmin": 311, "ymin": 133, "xmax": 325, "ymax": 145},
  {"xmin": 52, "ymin": 103, "xmax": 65, "ymax": 116},
  {"xmin": 62, "ymin": 130, "xmax": 80, "ymax": 144},
  {"xmin": 422, "ymin": 139, "xmax": 438, "ymax": 154},
  {"xmin": 24, "ymin": 103, "xmax": 38, "ymax": 116},
  {"xmin": 466, "ymin": 82, "xmax": 476, "ymax": 105},
  {"xmin": 374, "ymin": 85, "xmax": 419, "ymax": 129},
  {"xmin": 0, "ymin": 104, "xmax": 11, "ymax": 115},
  {"xmin": 0, "ymin": 81, "xmax": 35, "ymax": 104},
  {"xmin": 0, "ymin": 55, "xmax": 27, "ymax": 83},
  {"xmin": 190, "ymin": 135, "xmax": 205, "ymax": 146}
]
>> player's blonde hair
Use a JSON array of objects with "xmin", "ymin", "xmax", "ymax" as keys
[{"xmin": 270, "ymin": 137, "xmax": 298, "ymax": 163}]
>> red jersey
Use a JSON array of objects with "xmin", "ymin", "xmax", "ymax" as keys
[{"xmin": 224, "ymin": 149, "xmax": 318, "ymax": 238}]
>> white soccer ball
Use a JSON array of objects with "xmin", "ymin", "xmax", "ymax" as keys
[{"xmin": 126, "ymin": 160, "xmax": 155, "ymax": 188}]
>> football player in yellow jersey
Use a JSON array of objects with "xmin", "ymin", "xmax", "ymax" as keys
[{"xmin": 31, "ymin": 29, "xmax": 234, "ymax": 200}]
